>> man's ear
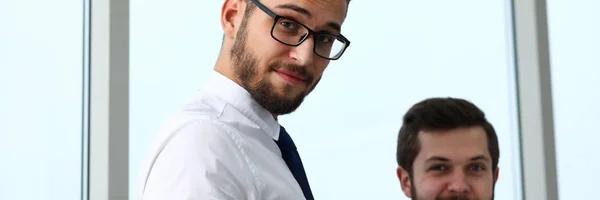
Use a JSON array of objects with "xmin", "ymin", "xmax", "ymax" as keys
[
  {"xmin": 397, "ymin": 167, "xmax": 412, "ymax": 198},
  {"xmin": 221, "ymin": 0, "xmax": 244, "ymax": 40},
  {"xmin": 493, "ymin": 167, "xmax": 500, "ymax": 184}
]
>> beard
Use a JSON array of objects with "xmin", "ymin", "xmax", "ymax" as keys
[
  {"xmin": 230, "ymin": 15, "xmax": 320, "ymax": 115},
  {"xmin": 410, "ymin": 180, "xmax": 495, "ymax": 200}
]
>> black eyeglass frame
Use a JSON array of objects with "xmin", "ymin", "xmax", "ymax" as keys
[{"xmin": 249, "ymin": 0, "xmax": 351, "ymax": 60}]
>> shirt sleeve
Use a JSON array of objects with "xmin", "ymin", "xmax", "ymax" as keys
[{"xmin": 140, "ymin": 119, "xmax": 257, "ymax": 200}]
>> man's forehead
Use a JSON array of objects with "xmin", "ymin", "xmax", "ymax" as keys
[
  {"xmin": 418, "ymin": 126, "xmax": 488, "ymax": 144},
  {"xmin": 417, "ymin": 127, "xmax": 491, "ymax": 161}
]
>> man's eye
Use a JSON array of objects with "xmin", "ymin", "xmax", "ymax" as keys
[
  {"xmin": 316, "ymin": 34, "xmax": 334, "ymax": 43},
  {"xmin": 468, "ymin": 164, "xmax": 486, "ymax": 172},
  {"xmin": 430, "ymin": 165, "xmax": 448, "ymax": 171},
  {"xmin": 279, "ymin": 20, "xmax": 299, "ymax": 31}
]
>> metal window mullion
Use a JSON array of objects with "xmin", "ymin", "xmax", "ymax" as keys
[
  {"xmin": 89, "ymin": 0, "xmax": 129, "ymax": 199},
  {"xmin": 512, "ymin": 0, "xmax": 559, "ymax": 199}
]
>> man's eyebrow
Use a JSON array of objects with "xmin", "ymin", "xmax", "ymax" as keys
[
  {"xmin": 425, "ymin": 156, "xmax": 450, "ymax": 162},
  {"xmin": 275, "ymin": 4, "xmax": 342, "ymax": 33},
  {"xmin": 425, "ymin": 155, "xmax": 490, "ymax": 163},
  {"xmin": 276, "ymin": 4, "xmax": 312, "ymax": 18},
  {"xmin": 470, "ymin": 155, "xmax": 490, "ymax": 162},
  {"xmin": 325, "ymin": 22, "xmax": 341, "ymax": 33}
]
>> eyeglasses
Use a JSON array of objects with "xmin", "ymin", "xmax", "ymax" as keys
[{"xmin": 250, "ymin": 0, "xmax": 351, "ymax": 60}]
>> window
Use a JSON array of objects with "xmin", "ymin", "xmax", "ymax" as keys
[
  {"xmin": 129, "ymin": 1, "xmax": 522, "ymax": 199},
  {"xmin": 0, "ymin": 0, "xmax": 88, "ymax": 199},
  {"xmin": 548, "ymin": 0, "xmax": 600, "ymax": 199},
  {"xmin": 129, "ymin": 1, "xmax": 223, "ymax": 199},
  {"xmin": 280, "ymin": 1, "xmax": 522, "ymax": 199}
]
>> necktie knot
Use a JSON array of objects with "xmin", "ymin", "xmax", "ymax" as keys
[{"xmin": 276, "ymin": 126, "xmax": 297, "ymax": 150}]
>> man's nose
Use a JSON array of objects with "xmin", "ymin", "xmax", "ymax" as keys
[
  {"xmin": 447, "ymin": 171, "xmax": 470, "ymax": 194},
  {"xmin": 289, "ymin": 35, "xmax": 314, "ymax": 66}
]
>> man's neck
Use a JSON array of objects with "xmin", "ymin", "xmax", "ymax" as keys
[
  {"xmin": 213, "ymin": 45, "xmax": 241, "ymax": 86},
  {"xmin": 214, "ymin": 50, "xmax": 280, "ymax": 121}
]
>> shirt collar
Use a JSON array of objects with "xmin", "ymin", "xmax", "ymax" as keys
[{"xmin": 202, "ymin": 70, "xmax": 280, "ymax": 140}]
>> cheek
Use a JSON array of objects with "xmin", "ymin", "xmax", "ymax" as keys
[
  {"xmin": 316, "ymin": 60, "xmax": 329, "ymax": 73},
  {"xmin": 415, "ymin": 176, "xmax": 446, "ymax": 198},
  {"xmin": 309, "ymin": 61, "xmax": 329, "ymax": 83},
  {"xmin": 247, "ymin": 30, "xmax": 287, "ymax": 62},
  {"xmin": 470, "ymin": 176, "xmax": 495, "ymax": 197}
]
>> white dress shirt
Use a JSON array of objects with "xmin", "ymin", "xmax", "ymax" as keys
[{"xmin": 136, "ymin": 71, "xmax": 306, "ymax": 200}]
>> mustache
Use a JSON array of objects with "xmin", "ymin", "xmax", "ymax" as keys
[{"xmin": 269, "ymin": 61, "xmax": 314, "ymax": 83}]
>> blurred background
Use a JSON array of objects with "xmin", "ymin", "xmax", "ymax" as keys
[{"xmin": 0, "ymin": 0, "xmax": 598, "ymax": 199}]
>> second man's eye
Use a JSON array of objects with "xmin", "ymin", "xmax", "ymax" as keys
[
  {"xmin": 430, "ymin": 164, "xmax": 448, "ymax": 171},
  {"xmin": 468, "ymin": 164, "xmax": 485, "ymax": 172}
]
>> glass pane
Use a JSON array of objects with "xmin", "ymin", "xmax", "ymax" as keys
[
  {"xmin": 0, "ymin": 0, "xmax": 87, "ymax": 199},
  {"xmin": 281, "ymin": 1, "xmax": 521, "ymax": 199},
  {"xmin": 547, "ymin": 1, "xmax": 600, "ymax": 199},
  {"xmin": 130, "ymin": 1, "xmax": 522, "ymax": 199}
]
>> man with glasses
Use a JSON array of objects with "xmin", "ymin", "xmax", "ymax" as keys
[{"xmin": 137, "ymin": 0, "xmax": 351, "ymax": 199}]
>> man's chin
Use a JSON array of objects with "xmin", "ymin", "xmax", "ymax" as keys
[
  {"xmin": 246, "ymin": 83, "xmax": 306, "ymax": 115},
  {"xmin": 271, "ymin": 92, "xmax": 306, "ymax": 104},
  {"xmin": 270, "ymin": 81, "xmax": 309, "ymax": 97}
]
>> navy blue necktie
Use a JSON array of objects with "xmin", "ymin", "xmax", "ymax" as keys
[{"xmin": 274, "ymin": 126, "xmax": 314, "ymax": 200}]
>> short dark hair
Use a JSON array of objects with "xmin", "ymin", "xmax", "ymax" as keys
[
  {"xmin": 396, "ymin": 97, "xmax": 500, "ymax": 176},
  {"xmin": 244, "ymin": 0, "xmax": 352, "ymax": 15}
]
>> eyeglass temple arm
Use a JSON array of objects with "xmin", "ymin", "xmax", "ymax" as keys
[{"xmin": 250, "ymin": 0, "xmax": 277, "ymax": 18}]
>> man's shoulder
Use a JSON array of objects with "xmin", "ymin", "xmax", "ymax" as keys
[
  {"xmin": 156, "ymin": 90, "xmax": 230, "ymax": 134},
  {"xmin": 179, "ymin": 90, "xmax": 228, "ymax": 118},
  {"xmin": 157, "ymin": 117, "xmax": 236, "ymax": 148},
  {"xmin": 139, "ymin": 118, "xmax": 246, "ymax": 179},
  {"xmin": 153, "ymin": 88, "xmax": 258, "ymax": 151},
  {"xmin": 136, "ymin": 118, "xmax": 256, "ymax": 200}
]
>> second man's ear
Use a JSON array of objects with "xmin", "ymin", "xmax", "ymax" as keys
[
  {"xmin": 493, "ymin": 167, "xmax": 500, "ymax": 185},
  {"xmin": 397, "ymin": 167, "xmax": 413, "ymax": 198}
]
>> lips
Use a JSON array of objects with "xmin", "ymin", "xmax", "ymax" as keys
[
  {"xmin": 274, "ymin": 69, "xmax": 307, "ymax": 85},
  {"xmin": 274, "ymin": 69, "xmax": 307, "ymax": 81}
]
